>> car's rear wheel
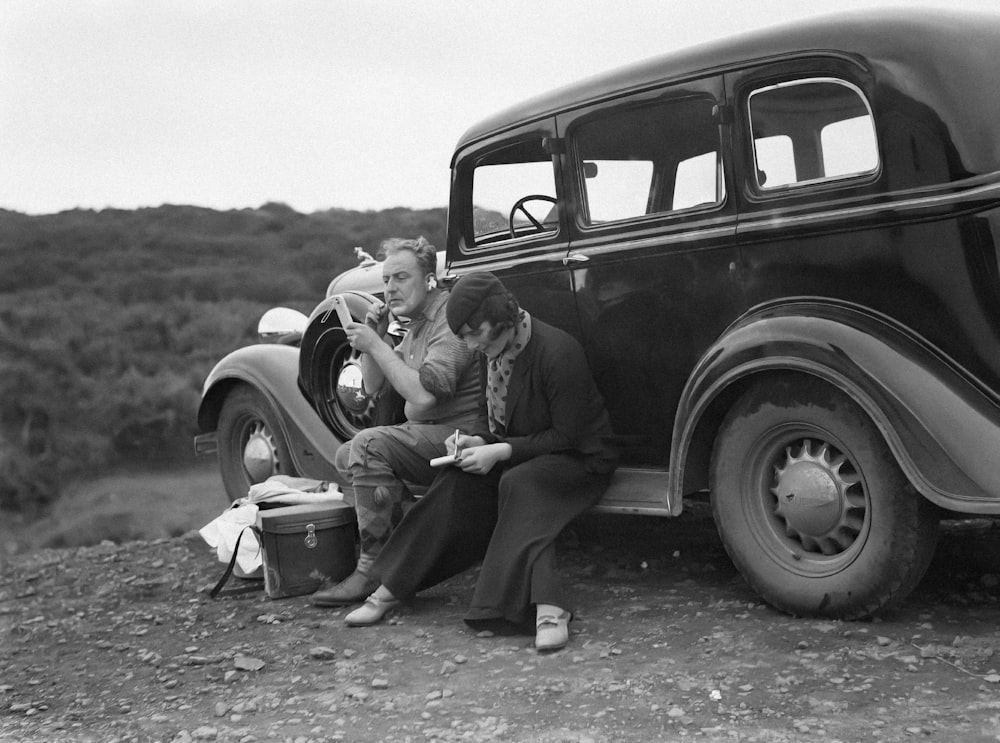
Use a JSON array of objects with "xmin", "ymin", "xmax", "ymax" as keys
[
  {"xmin": 710, "ymin": 374, "xmax": 939, "ymax": 619},
  {"xmin": 217, "ymin": 385, "xmax": 298, "ymax": 502}
]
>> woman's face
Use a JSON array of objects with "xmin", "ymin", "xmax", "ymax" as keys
[{"xmin": 458, "ymin": 320, "xmax": 513, "ymax": 359}]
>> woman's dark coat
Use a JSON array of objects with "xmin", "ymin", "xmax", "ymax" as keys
[{"xmin": 374, "ymin": 318, "xmax": 618, "ymax": 627}]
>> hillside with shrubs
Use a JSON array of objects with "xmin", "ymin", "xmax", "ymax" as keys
[{"xmin": 0, "ymin": 203, "xmax": 446, "ymax": 516}]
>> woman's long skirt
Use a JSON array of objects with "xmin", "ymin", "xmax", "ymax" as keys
[{"xmin": 375, "ymin": 453, "xmax": 611, "ymax": 630}]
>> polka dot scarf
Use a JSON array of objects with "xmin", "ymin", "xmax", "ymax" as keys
[{"xmin": 486, "ymin": 311, "xmax": 532, "ymax": 435}]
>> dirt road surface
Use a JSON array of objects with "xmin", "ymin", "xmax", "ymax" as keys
[{"xmin": 3, "ymin": 499, "xmax": 1000, "ymax": 743}]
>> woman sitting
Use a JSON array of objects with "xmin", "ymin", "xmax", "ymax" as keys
[{"xmin": 343, "ymin": 272, "xmax": 619, "ymax": 651}]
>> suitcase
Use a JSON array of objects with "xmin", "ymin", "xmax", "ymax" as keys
[{"xmin": 255, "ymin": 502, "xmax": 357, "ymax": 599}]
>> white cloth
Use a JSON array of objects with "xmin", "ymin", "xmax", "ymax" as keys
[
  {"xmin": 199, "ymin": 503, "xmax": 262, "ymax": 575},
  {"xmin": 246, "ymin": 476, "xmax": 342, "ymax": 505},
  {"xmin": 200, "ymin": 476, "xmax": 343, "ymax": 574}
]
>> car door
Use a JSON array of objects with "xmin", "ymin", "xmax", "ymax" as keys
[
  {"xmin": 725, "ymin": 58, "xmax": 886, "ymax": 314},
  {"xmin": 556, "ymin": 75, "xmax": 743, "ymax": 469},
  {"xmin": 446, "ymin": 118, "xmax": 582, "ymax": 341}
]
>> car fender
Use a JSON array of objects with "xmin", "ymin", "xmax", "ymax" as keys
[
  {"xmin": 196, "ymin": 344, "xmax": 343, "ymax": 479},
  {"xmin": 672, "ymin": 298, "xmax": 1000, "ymax": 515}
]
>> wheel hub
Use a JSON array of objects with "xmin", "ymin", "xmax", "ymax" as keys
[
  {"xmin": 773, "ymin": 459, "xmax": 840, "ymax": 534},
  {"xmin": 336, "ymin": 362, "xmax": 370, "ymax": 414},
  {"xmin": 243, "ymin": 422, "xmax": 278, "ymax": 482},
  {"xmin": 771, "ymin": 438, "xmax": 861, "ymax": 554}
]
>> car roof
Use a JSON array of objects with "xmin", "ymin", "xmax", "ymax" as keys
[{"xmin": 452, "ymin": 8, "xmax": 1000, "ymax": 162}]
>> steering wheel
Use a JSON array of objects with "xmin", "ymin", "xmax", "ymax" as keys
[{"xmin": 509, "ymin": 194, "xmax": 558, "ymax": 238}]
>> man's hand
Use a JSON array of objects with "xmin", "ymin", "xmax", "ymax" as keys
[
  {"xmin": 343, "ymin": 300, "xmax": 392, "ymax": 354},
  {"xmin": 365, "ymin": 300, "xmax": 391, "ymax": 337},
  {"xmin": 343, "ymin": 321, "xmax": 386, "ymax": 356}
]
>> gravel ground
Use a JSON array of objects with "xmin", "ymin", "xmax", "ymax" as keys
[{"xmin": 3, "ymin": 500, "xmax": 1000, "ymax": 743}]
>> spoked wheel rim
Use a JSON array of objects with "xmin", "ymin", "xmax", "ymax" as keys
[
  {"xmin": 217, "ymin": 384, "xmax": 296, "ymax": 502},
  {"xmin": 743, "ymin": 424, "xmax": 872, "ymax": 577},
  {"xmin": 240, "ymin": 417, "xmax": 281, "ymax": 483}
]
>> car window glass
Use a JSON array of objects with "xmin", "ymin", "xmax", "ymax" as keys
[
  {"xmin": 580, "ymin": 160, "xmax": 653, "ymax": 222},
  {"xmin": 673, "ymin": 151, "xmax": 721, "ymax": 210},
  {"xmin": 472, "ymin": 139, "xmax": 557, "ymax": 246},
  {"xmin": 749, "ymin": 78, "xmax": 878, "ymax": 190},
  {"xmin": 752, "ymin": 135, "xmax": 796, "ymax": 187},
  {"xmin": 571, "ymin": 96, "xmax": 723, "ymax": 225},
  {"xmin": 821, "ymin": 115, "xmax": 879, "ymax": 176}
]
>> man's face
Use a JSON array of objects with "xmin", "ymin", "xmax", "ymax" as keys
[{"xmin": 382, "ymin": 250, "xmax": 430, "ymax": 319}]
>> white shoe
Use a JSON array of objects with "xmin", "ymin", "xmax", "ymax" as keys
[
  {"xmin": 535, "ymin": 610, "xmax": 570, "ymax": 651},
  {"xmin": 344, "ymin": 593, "xmax": 399, "ymax": 626}
]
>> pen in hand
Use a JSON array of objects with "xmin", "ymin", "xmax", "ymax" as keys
[{"xmin": 453, "ymin": 429, "xmax": 463, "ymax": 460}]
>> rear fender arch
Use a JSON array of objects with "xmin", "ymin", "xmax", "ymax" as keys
[{"xmin": 672, "ymin": 299, "xmax": 1000, "ymax": 515}]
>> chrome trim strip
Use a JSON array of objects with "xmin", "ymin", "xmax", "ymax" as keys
[
  {"xmin": 569, "ymin": 225, "xmax": 737, "ymax": 255},
  {"xmin": 739, "ymin": 178, "xmax": 1000, "ymax": 235}
]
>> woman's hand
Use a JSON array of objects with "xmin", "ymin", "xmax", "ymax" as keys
[
  {"xmin": 446, "ymin": 433, "xmax": 485, "ymax": 457},
  {"xmin": 455, "ymin": 442, "xmax": 511, "ymax": 475}
]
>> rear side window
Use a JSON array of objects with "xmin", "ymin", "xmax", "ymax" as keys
[
  {"xmin": 749, "ymin": 78, "xmax": 878, "ymax": 190},
  {"xmin": 570, "ymin": 96, "xmax": 724, "ymax": 225}
]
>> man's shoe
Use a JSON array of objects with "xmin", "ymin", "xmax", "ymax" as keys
[
  {"xmin": 310, "ymin": 570, "xmax": 380, "ymax": 607},
  {"xmin": 535, "ymin": 610, "xmax": 570, "ymax": 651},
  {"xmin": 345, "ymin": 593, "xmax": 400, "ymax": 626}
]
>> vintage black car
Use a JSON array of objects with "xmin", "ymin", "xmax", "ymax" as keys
[{"xmin": 196, "ymin": 8, "xmax": 1000, "ymax": 619}]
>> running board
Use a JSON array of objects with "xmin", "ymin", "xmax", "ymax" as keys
[{"xmin": 590, "ymin": 467, "xmax": 676, "ymax": 516}]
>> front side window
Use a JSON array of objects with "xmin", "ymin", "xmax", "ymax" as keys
[
  {"xmin": 749, "ymin": 78, "xmax": 878, "ymax": 190},
  {"xmin": 471, "ymin": 139, "xmax": 557, "ymax": 246},
  {"xmin": 570, "ymin": 96, "xmax": 723, "ymax": 226}
]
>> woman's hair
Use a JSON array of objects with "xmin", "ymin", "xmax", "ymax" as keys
[
  {"xmin": 464, "ymin": 292, "xmax": 521, "ymax": 340},
  {"xmin": 379, "ymin": 236, "xmax": 437, "ymax": 277}
]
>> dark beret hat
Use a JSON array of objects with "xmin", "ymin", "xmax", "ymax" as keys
[{"xmin": 446, "ymin": 272, "xmax": 508, "ymax": 333}]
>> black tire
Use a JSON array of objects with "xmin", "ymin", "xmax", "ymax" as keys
[
  {"xmin": 217, "ymin": 385, "xmax": 298, "ymax": 503},
  {"xmin": 309, "ymin": 327, "xmax": 376, "ymax": 439},
  {"xmin": 299, "ymin": 292, "xmax": 387, "ymax": 441},
  {"xmin": 710, "ymin": 374, "xmax": 939, "ymax": 619}
]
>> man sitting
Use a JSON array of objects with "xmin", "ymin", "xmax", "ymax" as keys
[{"xmin": 311, "ymin": 236, "xmax": 482, "ymax": 606}]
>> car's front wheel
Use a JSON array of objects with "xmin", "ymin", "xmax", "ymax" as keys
[
  {"xmin": 217, "ymin": 385, "xmax": 298, "ymax": 502},
  {"xmin": 710, "ymin": 374, "xmax": 939, "ymax": 619}
]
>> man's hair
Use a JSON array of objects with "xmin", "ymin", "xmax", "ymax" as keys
[
  {"xmin": 464, "ymin": 292, "xmax": 521, "ymax": 339},
  {"xmin": 379, "ymin": 236, "xmax": 437, "ymax": 277}
]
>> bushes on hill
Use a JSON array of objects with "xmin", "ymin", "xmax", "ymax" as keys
[{"xmin": 0, "ymin": 203, "xmax": 447, "ymax": 514}]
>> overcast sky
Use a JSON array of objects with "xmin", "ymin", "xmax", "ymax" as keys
[{"xmin": 3, "ymin": 0, "xmax": 998, "ymax": 216}]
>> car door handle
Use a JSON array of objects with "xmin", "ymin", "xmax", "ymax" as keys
[{"xmin": 562, "ymin": 253, "xmax": 589, "ymax": 265}]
